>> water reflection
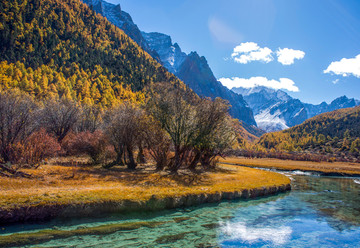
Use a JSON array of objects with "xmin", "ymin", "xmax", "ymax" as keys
[
  {"xmin": 294, "ymin": 175, "xmax": 360, "ymax": 230},
  {"xmin": 221, "ymin": 222, "xmax": 292, "ymax": 245},
  {"xmin": 220, "ymin": 175, "xmax": 360, "ymax": 247}
]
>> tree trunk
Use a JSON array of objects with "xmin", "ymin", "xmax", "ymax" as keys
[
  {"xmin": 0, "ymin": 164, "xmax": 32, "ymax": 178},
  {"xmin": 155, "ymin": 157, "xmax": 165, "ymax": 171},
  {"xmin": 200, "ymin": 153, "xmax": 211, "ymax": 168},
  {"xmin": 171, "ymin": 146, "xmax": 181, "ymax": 173},
  {"xmin": 127, "ymin": 146, "xmax": 137, "ymax": 170},
  {"xmin": 136, "ymin": 143, "xmax": 146, "ymax": 164},
  {"xmin": 188, "ymin": 151, "xmax": 201, "ymax": 171},
  {"xmin": 1, "ymin": 146, "xmax": 10, "ymax": 163},
  {"xmin": 115, "ymin": 146, "xmax": 124, "ymax": 166}
]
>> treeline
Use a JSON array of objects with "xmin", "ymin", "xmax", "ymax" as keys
[
  {"xmin": 0, "ymin": 0, "xmax": 182, "ymax": 94},
  {"xmin": 0, "ymin": 60, "xmax": 144, "ymax": 107},
  {"xmin": 228, "ymin": 148, "xmax": 350, "ymax": 163},
  {"xmin": 0, "ymin": 0, "xmax": 239, "ymax": 176},
  {"xmin": 253, "ymin": 106, "xmax": 360, "ymax": 162},
  {"xmin": 0, "ymin": 84, "xmax": 235, "ymax": 175}
]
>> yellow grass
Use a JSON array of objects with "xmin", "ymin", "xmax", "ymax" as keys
[
  {"xmin": 220, "ymin": 157, "xmax": 360, "ymax": 175},
  {"xmin": 0, "ymin": 158, "xmax": 290, "ymax": 211}
]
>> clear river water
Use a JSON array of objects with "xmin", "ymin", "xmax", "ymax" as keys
[{"xmin": 2, "ymin": 171, "xmax": 360, "ymax": 247}]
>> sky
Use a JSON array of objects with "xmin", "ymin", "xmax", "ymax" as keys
[{"xmin": 107, "ymin": 0, "xmax": 360, "ymax": 104}]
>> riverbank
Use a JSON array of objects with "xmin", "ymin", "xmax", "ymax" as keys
[
  {"xmin": 0, "ymin": 159, "xmax": 290, "ymax": 224},
  {"xmin": 220, "ymin": 157, "xmax": 360, "ymax": 176}
]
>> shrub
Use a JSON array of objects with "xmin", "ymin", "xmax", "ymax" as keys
[
  {"xmin": 62, "ymin": 131, "xmax": 111, "ymax": 164},
  {"xmin": 11, "ymin": 129, "xmax": 61, "ymax": 167}
]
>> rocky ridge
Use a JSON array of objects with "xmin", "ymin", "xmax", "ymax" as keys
[
  {"xmin": 232, "ymin": 86, "xmax": 360, "ymax": 132},
  {"xmin": 81, "ymin": 0, "xmax": 257, "ymax": 127}
]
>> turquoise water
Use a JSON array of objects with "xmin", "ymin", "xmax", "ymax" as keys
[{"xmin": 2, "ymin": 172, "xmax": 360, "ymax": 247}]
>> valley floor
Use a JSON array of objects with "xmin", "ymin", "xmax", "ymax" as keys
[
  {"xmin": 220, "ymin": 157, "xmax": 360, "ymax": 176},
  {"xmin": 0, "ymin": 157, "xmax": 290, "ymax": 224}
]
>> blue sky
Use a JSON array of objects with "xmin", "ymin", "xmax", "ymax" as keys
[{"xmin": 107, "ymin": 0, "xmax": 360, "ymax": 104}]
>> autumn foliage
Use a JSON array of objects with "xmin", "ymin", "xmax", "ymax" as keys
[
  {"xmin": 62, "ymin": 131, "xmax": 111, "ymax": 164},
  {"xmin": 12, "ymin": 129, "xmax": 61, "ymax": 167}
]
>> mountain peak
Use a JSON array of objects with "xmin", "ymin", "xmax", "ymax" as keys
[
  {"xmin": 81, "ymin": 0, "xmax": 160, "ymax": 61},
  {"xmin": 142, "ymin": 32, "xmax": 173, "ymax": 49},
  {"xmin": 83, "ymin": 0, "xmax": 104, "ymax": 15},
  {"xmin": 83, "ymin": 0, "xmax": 257, "ymax": 128},
  {"xmin": 188, "ymin": 51, "xmax": 199, "ymax": 57},
  {"xmin": 232, "ymin": 86, "xmax": 359, "ymax": 132},
  {"xmin": 142, "ymin": 32, "xmax": 186, "ymax": 74},
  {"xmin": 114, "ymin": 4, "xmax": 121, "ymax": 13}
]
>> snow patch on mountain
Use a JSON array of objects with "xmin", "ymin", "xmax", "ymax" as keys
[
  {"xmin": 232, "ymin": 86, "xmax": 360, "ymax": 132},
  {"xmin": 142, "ymin": 32, "xmax": 186, "ymax": 74},
  {"xmin": 255, "ymin": 106, "xmax": 289, "ymax": 132}
]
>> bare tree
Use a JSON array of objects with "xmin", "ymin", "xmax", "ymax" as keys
[
  {"xmin": 147, "ymin": 83, "xmax": 236, "ymax": 172},
  {"xmin": 76, "ymin": 104, "xmax": 103, "ymax": 133},
  {"xmin": 147, "ymin": 83, "xmax": 197, "ymax": 173},
  {"xmin": 41, "ymin": 98, "xmax": 79, "ymax": 142},
  {"xmin": 0, "ymin": 90, "xmax": 38, "ymax": 163},
  {"xmin": 105, "ymin": 102, "xmax": 145, "ymax": 170},
  {"xmin": 142, "ymin": 117, "xmax": 171, "ymax": 171},
  {"xmin": 189, "ymin": 97, "xmax": 235, "ymax": 170}
]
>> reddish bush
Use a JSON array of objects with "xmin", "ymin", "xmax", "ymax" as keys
[
  {"xmin": 62, "ymin": 131, "xmax": 112, "ymax": 164},
  {"xmin": 11, "ymin": 129, "xmax": 61, "ymax": 167}
]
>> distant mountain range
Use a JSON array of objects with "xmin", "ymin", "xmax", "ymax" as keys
[
  {"xmin": 232, "ymin": 86, "xmax": 360, "ymax": 132},
  {"xmin": 259, "ymin": 105, "xmax": 360, "ymax": 159},
  {"xmin": 81, "ymin": 0, "xmax": 359, "ymax": 134},
  {"xmin": 81, "ymin": 0, "xmax": 257, "ymax": 128}
]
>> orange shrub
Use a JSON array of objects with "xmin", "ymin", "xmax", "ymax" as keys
[
  {"xmin": 11, "ymin": 129, "xmax": 61, "ymax": 167},
  {"xmin": 62, "ymin": 131, "xmax": 113, "ymax": 164}
]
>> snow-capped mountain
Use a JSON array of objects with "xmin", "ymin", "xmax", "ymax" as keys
[
  {"xmin": 140, "ymin": 31, "xmax": 256, "ymax": 125},
  {"xmin": 141, "ymin": 32, "xmax": 257, "ymax": 126},
  {"xmin": 81, "ymin": 0, "xmax": 257, "ymax": 127},
  {"xmin": 232, "ymin": 86, "xmax": 360, "ymax": 132}
]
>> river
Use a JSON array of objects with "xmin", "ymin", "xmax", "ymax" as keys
[{"xmin": 2, "ymin": 171, "xmax": 360, "ymax": 247}]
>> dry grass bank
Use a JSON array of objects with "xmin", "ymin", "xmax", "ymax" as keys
[
  {"xmin": 220, "ymin": 157, "xmax": 360, "ymax": 175},
  {"xmin": 0, "ymin": 157, "xmax": 290, "ymax": 213}
]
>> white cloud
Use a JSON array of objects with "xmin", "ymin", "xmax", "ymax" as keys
[
  {"xmin": 233, "ymin": 42, "xmax": 260, "ymax": 54},
  {"xmin": 276, "ymin": 48, "xmax": 305, "ymax": 65},
  {"xmin": 218, "ymin": 76, "xmax": 299, "ymax": 92},
  {"xmin": 230, "ymin": 42, "xmax": 305, "ymax": 65},
  {"xmin": 231, "ymin": 42, "xmax": 273, "ymax": 64},
  {"xmin": 324, "ymin": 54, "xmax": 360, "ymax": 78},
  {"xmin": 332, "ymin": 79, "xmax": 339, "ymax": 84}
]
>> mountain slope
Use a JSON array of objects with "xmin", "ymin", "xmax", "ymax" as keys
[
  {"xmin": 81, "ymin": 0, "xmax": 257, "ymax": 127},
  {"xmin": 232, "ymin": 86, "xmax": 360, "ymax": 132},
  {"xmin": 141, "ymin": 32, "xmax": 186, "ymax": 74},
  {"xmin": 175, "ymin": 52, "xmax": 256, "ymax": 126},
  {"xmin": 0, "ymin": 0, "xmax": 181, "ymax": 105},
  {"xmin": 81, "ymin": 0, "xmax": 160, "ymax": 61},
  {"xmin": 258, "ymin": 106, "xmax": 360, "ymax": 158}
]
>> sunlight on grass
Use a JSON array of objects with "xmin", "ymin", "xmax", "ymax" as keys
[
  {"xmin": 220, "ymin": 157, "xmax": 360, "ymax": 175},
  {"xmin": 0, "ymin": 158, "xmax": 290, "ymax": 212}
]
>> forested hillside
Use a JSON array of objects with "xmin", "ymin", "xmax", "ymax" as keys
[
  {"xmin": 0, "ymin": 0, "xmax": 249, "ymax": 176},
  {"xmin": 0, "ymin": 0, "xmax": 181, "ymax": 106},
  {"xmin": 79, "ymin": 0, "xmax": 257, "ymax": 127},
  {"xmin": 258, "ymin": 106, "xmax": 360, "ymax": 160}
]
